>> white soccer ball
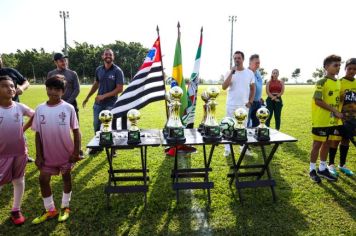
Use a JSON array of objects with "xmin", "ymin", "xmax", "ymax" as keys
[
  {"xmin": 220, "ymin": 117, "xmax": 236, "ymax": 138},
  {"xmin": 256, "ymin": 107, "xmax": 270, "ymax": 122},
  {"xmin": 99, "ymin": 110, "xmax": 113, "ymax": 122}
]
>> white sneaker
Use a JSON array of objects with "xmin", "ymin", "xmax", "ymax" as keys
[{"xmin": 224, "ymin": 150, "xmax": 231, "ymax": 157}]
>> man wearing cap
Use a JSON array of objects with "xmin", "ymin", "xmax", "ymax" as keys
[{"xmin": 47, "ymin": 53, "xmax": 80, "ymax": 119}]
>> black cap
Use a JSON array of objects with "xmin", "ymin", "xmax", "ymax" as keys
[{"xmin": 53, "ymin": 53, "xmax": 68, "ymax": 61}]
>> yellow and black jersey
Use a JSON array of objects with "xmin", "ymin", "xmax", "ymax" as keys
[
  {"xmin": 312, "ymin": 77, "xmax": 341, "ymax": 127},
  {"xmin": 340, "ymin": 77, "xmax": 356, "ymax": 121}
]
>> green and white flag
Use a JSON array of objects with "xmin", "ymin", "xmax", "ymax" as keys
[{"xmin": 182, "ymin": 28, "xmax": 203, "ymax": 128}]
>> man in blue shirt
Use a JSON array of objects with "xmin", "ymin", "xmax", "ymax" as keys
[
  {"xmin": 82, "ymin": 49, "xmax": 124, "ymax": 154},
  {"xmin": 248, "ymin": 54, "xmax": 264, "ymax": 127}
]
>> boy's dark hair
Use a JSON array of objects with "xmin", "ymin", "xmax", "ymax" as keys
[
  {"xmin": 45, "ymin": 74, "xmax": 66, "ymax": 91},
  {"xmin": 345, "ymin": 58, "xmax": 356, "ymax": 68},
  {"xmin": 323, "ymin": 54, "xmax": 341, "ymax": 68},
  {"xmin": 249, "ymin": 54, "xmax": 259, "ymax": 62},
  {"xmin": 234, "ymin": 51, "xmax": 245, "ymax": 60},
  {"xmin": 0, "ymin": 75, "xmax": 13, "ymax": 83}
]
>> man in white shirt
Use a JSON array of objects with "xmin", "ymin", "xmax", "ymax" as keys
[{"xmin": 222, "ymin": 51, "xmax": 255, "ymax": 157}]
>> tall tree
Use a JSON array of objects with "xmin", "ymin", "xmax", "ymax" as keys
[
  {"xmin": 291, "ymin": 68, "xmax": 301, "ymax": 84},
  {"xmin": 312, "ymin": 68, "xmax": 324, "ymax": 82}
]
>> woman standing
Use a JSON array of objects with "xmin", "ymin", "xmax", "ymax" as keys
[{"xmin": 266, "ymin": 69, "xmax": 285, "ymax": 130}]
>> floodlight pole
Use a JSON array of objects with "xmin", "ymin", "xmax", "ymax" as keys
[
  {"xmin": 59, "ymin": 11, "xmax": 69, "ymax": 56},
  {"xmin": 228, "ymin": 15, "xmax": 237, "ymax": 68}
]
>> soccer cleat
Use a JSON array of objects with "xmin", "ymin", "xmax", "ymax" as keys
[
  {"xmin": 11, "ymin": 211, "xmax": 25, "ymax": 225},
  {"xmin": 32, "ymin": 209, "xmax": 58, "ymax": 224},
  {"xmin": 339, "ymin": 165, "xmax": 354, "ymax": 176},
  {"xmin": 317, "ymin": 168, "xmax": 337, "ymax": 181},
  {"xmin": 58, "ymin": 207, "xmax": 70, "ymax": 222},
  {"xmin": 309, "ymin": 169, "xmax": 321, "ymax": 183},
  {"xmin": 328, "ymin": 165, "xmax": 339, "ymax": 177}
]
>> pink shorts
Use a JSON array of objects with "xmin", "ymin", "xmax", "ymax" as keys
[
  {"xmin": 0, "ymin": 154, "xmax": 27, "ymax": 186},
  {"xmin": 40, "ymin": 162, "xmax": 73, "ymax": 175}
]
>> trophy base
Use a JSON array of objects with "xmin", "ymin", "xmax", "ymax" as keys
[
  {"xmin": 127, "ymin": 130, "xmax": 141, "ymax": 145},
  {"xmin": 254, "ymin": 127, "xmax": 270, "ymax": 141},
  {"xmin": 203, "ymin": 126, "xmax": 222, "ymax": 142},
  {"xmin": 166, "ymin": 127, "xmax": 186, "ymax": 144},
  {"xmin": 99, "ymin": 131, "xmax": 113, "ymax": 147},
  {"xmin": 232, "ymin": 128, "xmax": 247, "ymax": 142},
  {"xmin": 198, "ymin": 123, "xmax": 205, "ymax": 133}
]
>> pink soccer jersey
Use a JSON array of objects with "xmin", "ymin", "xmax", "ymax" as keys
[
  {"xmin": 0, "ymin": 102, "xmax": 34, "ymax": 158},
  {"xmin": 32, "ymin": 100, "xmax": 79, "ymax": 167}
]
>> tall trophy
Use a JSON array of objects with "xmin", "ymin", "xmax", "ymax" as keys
[
  {"xmin": 255, "ymin": 107, "xmax": 270, "ymax": 141},
  {"xmin": 165, "ymin": 87, "xmax": 186, "ymax": 144},
  {"xmin": 198, "ymin": 90, "xmax": 210, "ymax": 133},
  {"xmin": 99, "ymin": 110, "xmax": 114, "ymax": 147},
  {"xmin": 163, "ymin": 93, "xmax": 173, "ymax": 138},
  {"xmin": 232, "ymin": 108, "xmax": 248, "ymax": 142},
  {"xmin": 203, "ymin": 86, "xmax": 222, "ymax": 142},
  {"xmin": 127, "ymin": 109, "xmax": 141, "ymax": 145}
]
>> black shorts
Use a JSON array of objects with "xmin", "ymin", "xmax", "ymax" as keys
[{"xmin": 312, "ymin": 126, "xmax": 342, "ymax": 141}]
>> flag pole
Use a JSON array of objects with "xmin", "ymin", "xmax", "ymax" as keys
[{"xmin": 156, "ymin": 25, "xmax": 169, "ymax": 119}]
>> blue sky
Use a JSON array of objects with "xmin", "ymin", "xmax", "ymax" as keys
[{"xmin": 1, "ymin": 0, "xmax": 355, "ymax": 82}]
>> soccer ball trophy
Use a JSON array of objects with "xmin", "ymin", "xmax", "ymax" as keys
[
  {"xmin": 99, "ymin": 110, "xmax": 113, "ymax": 146},
  {"xmin": 165, "ymin": 87, "xmax": 186, "ymax": 144},
  {"xmin": 254, "ymin": 107, "xmax": 270, "ymax": 141},
  {"xmin": 232, "ymin": 108, "xmax": 248, "ymax": 142},
  {"xmin": 198, "ymin": 90, "xmax": 210, "ymax": 133},
  {"xmin": 203, "ymin": 86, "xmax": 222, "ymax": 142},
  {"xmin": 220, "ymin": 117, "xmax": 236, "ymax": 140},
  {"xmin": 127, "ymin": 109, "xmax": 141, "ymax": 145}
]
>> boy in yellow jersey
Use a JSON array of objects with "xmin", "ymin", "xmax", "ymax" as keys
[
  {"xmin": 309, "ymin": 55, "xmax": 343, "ymax": 183},
  {"xmin": 328, "ymin": 58, "xmax": 356, "ymax": 176}
]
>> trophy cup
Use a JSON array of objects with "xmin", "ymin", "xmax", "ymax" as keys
[
  {"xmin": 203, "ymin": 86, "xmax": 222, "ymax": 142},
  {"xmin": 232, "ymin": 108, "xmax": 248, "ymax": 142},
  {"xmin": 198, "ymin": 90, "xmax": 210, "ymax": 133},
  {"xmin": 127, "ymin": 109, "xmax": 141, "ymax": 145},
  {"xmin": 165, "ymin": 87, "xmax": 186, "ymax": 144},
  {"xmin": 99, "ymin": 110, "xmax": 114, "ymax": 147},
  {"xmin": 163, "ymin": 93, "xmax": 173, "ymax": 138},
  {"xmin": 254, "ymin": 107, "xmax": 270, "ymax": 141}
]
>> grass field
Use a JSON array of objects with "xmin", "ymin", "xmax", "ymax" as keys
[{"xmin": 0, "ymin": 85, "xmax": 355, "ymax": 235}]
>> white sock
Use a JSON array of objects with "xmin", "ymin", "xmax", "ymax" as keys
[
  {"xmin": 12, "ymin": 177, "xmax": 25, "ymax": 211},
  {"xmin": 61, "ymin": 191, "xmax": 72, "ymax": 208},
  {"xmin": 310, "ymin": 162, "xmax": 316, "ymax": 172},
  {"xmin": 319, "ymin": 161, "xmax": 327, "ymax": 171},
  {"xmin": 43, "ymin": 195, "xmax": 55, "ymax": 211}
]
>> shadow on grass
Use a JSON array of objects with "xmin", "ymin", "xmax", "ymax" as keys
[
  {"xmin": 320, "ymin": 180, "xmax": 356, "ymax": 221},
  {"xmin": 280, "ymin": 142, "xmax": 310, "ymax": 163},
  {"xmin": 222, "ymin": 144, "xmax": 310, "ymax": 235},
  {"xmin": 136, "ymin": 152, "xmax": 196, "ymax": 235}
]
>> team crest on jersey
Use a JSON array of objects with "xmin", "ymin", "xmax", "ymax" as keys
[
  {"xmin": 328, "ymin": 91, "xmax": 333, "ymax": 96},
  {"xmin": 13, "ymin": 113, "xmax": 20, "ymax": 122},
  {"xmin": 59, "ymin": 112, "xmax": 66, "ymax": 125},
  {"xmin": 40, "ymin": 115, "xmax": 46, "ymax": 124}
]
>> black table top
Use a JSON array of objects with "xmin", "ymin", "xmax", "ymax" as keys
[
  {"xmin": 87, "ymin": 128, "xmax": 297, "ymax": 148},
  {"xmin": 86, "ymin": 129, "xmax": 162, "ymax": 148}
]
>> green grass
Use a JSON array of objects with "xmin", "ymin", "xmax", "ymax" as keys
[{"xmin": 1, "ymin": 85, "xmax": 355, "ymax": 235}]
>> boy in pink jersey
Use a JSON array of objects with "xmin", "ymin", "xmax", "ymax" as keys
[
  {"xmin": 0, "ymin": 75, "xmax": 34, "ymax": 225},
  {"xmin": 31, "ymin": 75, "xmax": 81, "ymax": 224}
]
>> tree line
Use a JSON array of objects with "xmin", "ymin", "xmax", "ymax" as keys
[{"xmin": 1, "ymin": 40, "xmax": 149, "ymax": 84}]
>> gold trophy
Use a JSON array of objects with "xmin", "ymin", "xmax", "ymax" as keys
[
  {"xmin": 232, "ymin": 108, "xmax": 248, "ymax": 142},
  {"xmin": 163, "ymin": 93, "xmax": 173, "ymax": 138},
  {"xmin": 203, "ymin": 86, "xmax": 222, "ymax": 142},
  {"xmin": 255, "ymin": 107, "xmax": 270, "ymax": 141},
  {"xmin": 127, "ymin": 109, "xmax": 141, "ymax": 145},
  {"xmin": 198, "ymin": 90, "xmax": 210, "ymax": 133},
  {"xmin": 99, "ymin": 110, "xmax": 114, "ymax": 146},
  {"xmin": 165, "ymin": 87, "xmax": 186, "ymax": 144}
]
